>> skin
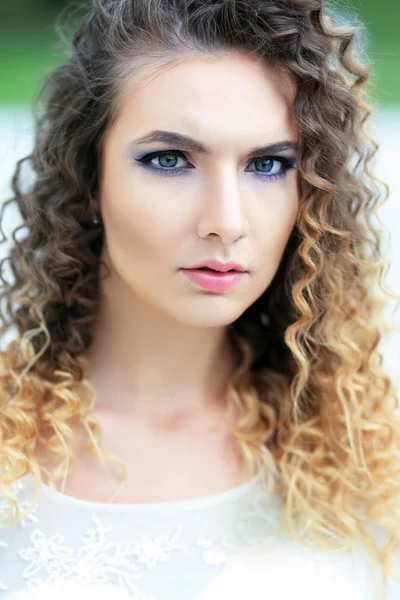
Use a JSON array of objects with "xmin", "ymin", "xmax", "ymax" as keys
[{"xmin": 56, "ymin": 52, "xmax": 299, "ymax": 502}]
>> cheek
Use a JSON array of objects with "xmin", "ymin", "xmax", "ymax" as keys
[
  {"xmin": 100, "ymin": 173, "xmax": 183, "ymax": 265},
  {"xmin": 99, "ymin": 138, "xmax": 185, "ymax": 265},
  {"xmin": 257, "ymin": 184, "xmax": 298, "ymax": 260},
  {"xmin": 100, "ymin": 191, "xmax": 181, "ymax": 300}
]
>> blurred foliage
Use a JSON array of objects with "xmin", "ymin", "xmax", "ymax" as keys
[{"xmin": 0, "ymin": 0, "xmax": 399, "ymax": 105}]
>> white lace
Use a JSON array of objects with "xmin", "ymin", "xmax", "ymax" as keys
[
  {"xmin": 0, "ymin": 471, "xmax": 398, "ymax": 600},
  {"xmin": 0, "ymin": 471, "xmax": 277, "ymax": 598}
]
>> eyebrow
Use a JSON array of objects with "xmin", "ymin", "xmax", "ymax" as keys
[{"xmin": 132, "ymin": 130, "xmax": 298, "ymax": 157}]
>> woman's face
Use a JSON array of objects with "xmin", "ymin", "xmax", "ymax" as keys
[{"xmin": 98, "ymin": 52, "xmax": 298, "ymax": 328}]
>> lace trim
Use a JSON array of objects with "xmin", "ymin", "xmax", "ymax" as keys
[
  {"xmin": 0, "ymin": 475, "xmax": 372, "ymax": 600},
  {"xmin": 0, "ymin": 475, "xmax": 280, "ymax": 596}
]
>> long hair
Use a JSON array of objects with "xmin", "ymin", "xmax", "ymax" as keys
[{"xmin": 1, "ymin": 1, "xmax": 399, "ymax": 598}]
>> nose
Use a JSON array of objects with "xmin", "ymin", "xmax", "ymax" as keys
[{"xmin": 197, "ymin": 165, "xmax": 250, "ymax": 244}]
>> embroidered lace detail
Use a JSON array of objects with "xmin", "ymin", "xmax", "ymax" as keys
[
  {"xmin": 0, "ymin": 479, "xmax": 39, "ymax": 528},
  {"xmin": 196, "ymin": 537, "xmax": 229, "ymax": 566},
  {"xmin": 214, "ymin": 485, "xmax": 282, "ymax": 556},
  {"xmin": 18, "ymin": 516, "xmax": 190, "ymax": 595},
  {"xmin": 0, "ymin": 475, "xmax": 289, "ymax": 597},
  {"xmin": 0, "ymin": 477, "xmax": 39, "ymax": 591},
  {"xmin": 131, "ymin": 523, "xmax": 189, "ymax": 569}
]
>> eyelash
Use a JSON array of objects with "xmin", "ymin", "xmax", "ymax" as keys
[{"xmin": 134, "ymin": 150, "xmax": 297, "ymax": 181}]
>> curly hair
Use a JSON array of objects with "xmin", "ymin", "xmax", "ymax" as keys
[{"xmin": 1, "ymin": 0, "xmax": 400, "ymax": 597}]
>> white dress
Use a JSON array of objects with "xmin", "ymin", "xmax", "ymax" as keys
[{"xmin": 0, "ymin": 466, "xmax": 398, "ymax": 600}]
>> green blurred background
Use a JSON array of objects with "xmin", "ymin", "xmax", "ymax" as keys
[{"xmin": 0, "ymin": 0, "xmax": 399, "ymax": 107}]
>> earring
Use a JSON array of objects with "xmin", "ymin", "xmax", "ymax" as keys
[
  {"xmin": 93, "ymin": 215, "xmax": 99, "ymax": 225},
  {"xmin": 260, "ymin": 311, "xmax": 270, "ymax": 326}
]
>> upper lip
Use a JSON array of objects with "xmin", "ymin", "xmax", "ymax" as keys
[{"xmin": 183, "ymin": 260, "xmax": 246, "ymax": 272}]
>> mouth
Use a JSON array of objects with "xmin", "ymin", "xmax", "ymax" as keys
[
  {"xmin": 180, "ymin": 267, "xmax": 246, "ymax": 292},
  {"xmin": 195, "ymin": 267, "xmax": 236, "ymax": 272}
]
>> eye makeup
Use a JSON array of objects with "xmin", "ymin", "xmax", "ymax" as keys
[{"xmin": 133, "ymin": 149, "xmax": 297, "ymax": 182}]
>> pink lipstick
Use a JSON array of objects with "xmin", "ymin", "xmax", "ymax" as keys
[{"xmin": 180, "ymin": 259, "xmax": 247, "ymax": 292}]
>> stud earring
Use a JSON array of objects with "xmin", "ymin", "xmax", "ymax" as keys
[
  {"xmin": 260, "ymin": 312, "xmax": 270, "ymax": 326},
  {"xmin": 93, "ymin": 215, "xmax": 100, "ymax": 225}
]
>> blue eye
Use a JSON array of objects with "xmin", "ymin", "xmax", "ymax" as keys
[{"xmin": 134, "ymin": 150, "xmax": 296, "ymax": 181}]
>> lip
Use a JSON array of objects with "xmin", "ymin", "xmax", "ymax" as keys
[
  {"xmin": 180, "ymin": 268, "xmax": 246, "ymax": 292},
  {"xmin": 184, "ymin": 260, "xmax": 246, "ymax": 273}
]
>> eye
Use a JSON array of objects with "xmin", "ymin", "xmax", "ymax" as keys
[
  {"xmin": 251, "ymin": 157, "xmax": 283, "ymax": 175},
  {"xmin": 135, "ymin": 150, "xmax": 188, "ymax": 172},
  {"xmin": 135, "ymin": 150, "xmax": 296, "ymax": 180}
]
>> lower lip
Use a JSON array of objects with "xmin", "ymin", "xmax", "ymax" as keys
[{"xmin": 180, "ymin": 268, "xmax": 246, "ymax": 292}]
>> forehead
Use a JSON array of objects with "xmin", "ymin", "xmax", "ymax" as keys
[{"xmin": 112, "ymin": 53, "xmax": 297, "ymax": 147}]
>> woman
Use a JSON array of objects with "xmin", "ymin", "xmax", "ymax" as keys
[{"xmin": 0, "ymin": 0, "xmax": 399, "ymax": 598}]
